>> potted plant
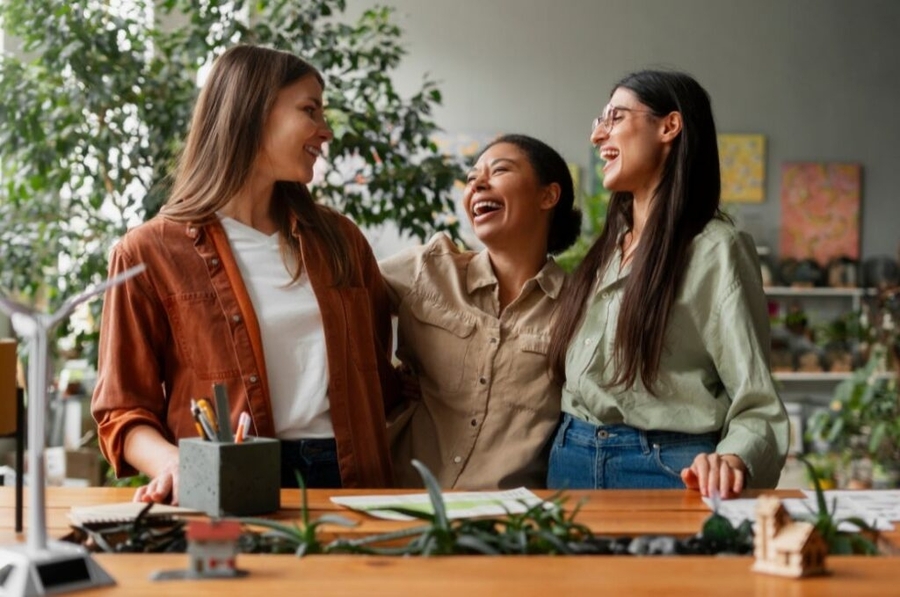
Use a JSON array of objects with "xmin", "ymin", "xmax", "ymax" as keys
[{"xmin": 806, "ymin": 356, "xmax": 899, "ymax": 488}]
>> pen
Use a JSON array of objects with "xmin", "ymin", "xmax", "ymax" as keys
[
  {"xmin": 196, "ymin": 397, "xmax": 219, "ymax": 436},
  {"xmin": 190, "ymin": 399, "xmax": 215, "ymax": 441},
  {"xmin": 234, "ymin": 411, "xmax": 251, "ymax": 444}
]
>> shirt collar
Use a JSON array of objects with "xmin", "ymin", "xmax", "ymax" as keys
[{"xmin": 466, "ymin": 250, "xmax": 567, "ymax": 299}]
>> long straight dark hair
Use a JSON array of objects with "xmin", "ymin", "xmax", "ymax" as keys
[
  {"xmin": 161, "ymin": 45, "xmax": 351, "ymax": 285},
  {"xmin": 548, "ymin": 70, "xmax": 725, "ymax": 393}
]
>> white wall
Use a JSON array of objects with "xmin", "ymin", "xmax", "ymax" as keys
[{"xmin": 345, "ymin": 0, "xmax": 900, "ymax": 261}]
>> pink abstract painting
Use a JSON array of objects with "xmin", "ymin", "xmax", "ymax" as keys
[{"xmin": 779, "ymin": 162, "xmax": 861, "ymax": 265}]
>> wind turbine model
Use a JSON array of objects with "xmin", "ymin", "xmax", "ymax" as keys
[{"xmin": 0, "ymin": 263, "xmax": 145, "ymax": 596}]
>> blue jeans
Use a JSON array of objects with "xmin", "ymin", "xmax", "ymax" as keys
[
  {"xmin": 547, "ymin": 413, "xmax": 719, "ymax": 490},
  {"xmin": 280, "ymin": 438, "xmax": 343, "ymax": 489}
]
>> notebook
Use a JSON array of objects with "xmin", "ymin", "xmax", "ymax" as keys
[{"xmin": 68, "ymin": 501, "xmax": 203, "ymax": 526}]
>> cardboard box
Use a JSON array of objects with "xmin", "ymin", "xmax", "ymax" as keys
[{"xmin": 44, "ymin": 446, "xmax": 104, "ymax": 487}]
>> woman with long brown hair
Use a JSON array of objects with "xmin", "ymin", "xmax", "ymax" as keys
[
  {"xmin": 546, "ymin": 70, "xmax": 788, "ymax": 498},
  {"xmin": 92, "ymin": 45, "xmax": 397, "ymax": 503}
]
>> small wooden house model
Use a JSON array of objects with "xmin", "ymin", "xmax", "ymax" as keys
[
  {"xmin": 752, "ymin": 495, "xmax": 828, "ymax": 578},
  {"xmin": 186, "ymin": 519, "xmax": 243, "ymax": 577}
]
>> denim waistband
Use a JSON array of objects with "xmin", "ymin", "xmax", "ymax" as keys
[
  {"xmin": 280, "ymin": 437, "xmax": 337, "ymax": 456},
  {"xmin": 560, "ymin": 412, "xmax": 719, "ymax": 448}
]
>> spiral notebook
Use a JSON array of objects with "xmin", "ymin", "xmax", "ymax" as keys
[{"xmin": 68, "ymin": 501, "xmax": 202, "ymax": 526}]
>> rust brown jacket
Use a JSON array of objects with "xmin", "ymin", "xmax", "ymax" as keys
[{"xmin": 91, "ymin": 212, "xmax": 397, "ymax": 487}]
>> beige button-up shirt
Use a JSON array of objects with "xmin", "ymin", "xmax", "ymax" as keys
[{"xmin": 380, "ymin": 234, "xmax": 566, "ymax": 489}]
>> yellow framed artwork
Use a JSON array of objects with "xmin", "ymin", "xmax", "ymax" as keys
[{"xmin": 718, "ymin": 134, "xmax": 766, "ymax": 203}]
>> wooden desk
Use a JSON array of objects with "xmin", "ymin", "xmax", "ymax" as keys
[{"xmin": 2, "ymin": 487, "xmax": 898, "ymax": 595}]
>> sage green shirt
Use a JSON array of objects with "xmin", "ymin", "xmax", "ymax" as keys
[
  {"xmin": 562, "ymin": 219, "xmax": 789, "ymax": 487},
  {"xmin": 380, "ymin": 233, "xmax": 565, "ymax": 490}
]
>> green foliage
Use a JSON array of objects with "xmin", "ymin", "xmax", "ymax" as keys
[
  {"xmin": 240, "ymin": 472, "xmax": 358, "ymax": 556},
  {"xmin": 554, "ymin": 186, "xmax": 608, "ymax": 273},
  {"xmin": 806, "ymin": 345, "xmax": 900, "ymax": 473},
  {"xmin": 239, "ymin": 460, "xmax": 752, "ymax": 558},
  {"xmin": 0, "ymin": 0, "xmax": 462, "ymax": 354},
  {"xmin": 795, "ymin": 455, "xmax": 880, "ymax": 555},
  {"xmin": 77, "ymin": 459, "xmax": 881, "ymax": 557}
]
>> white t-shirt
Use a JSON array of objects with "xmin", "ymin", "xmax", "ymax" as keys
[{"xmin": 219, "ymin": 215, "xmax": 333, "ymax": 439}]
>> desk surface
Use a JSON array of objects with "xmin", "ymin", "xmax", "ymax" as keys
[{"xmin": 1, "ymin": 487, "xmax": 898, "ymax": 595}]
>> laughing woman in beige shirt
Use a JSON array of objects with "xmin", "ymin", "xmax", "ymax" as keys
[{"xmin": 380, "ymin": 134, "xmax": 582, "ymax": 489}]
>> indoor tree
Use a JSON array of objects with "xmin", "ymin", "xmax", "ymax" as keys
[{"xmin": 0, "ymin": 0, "xmax": 463, "ymax": 359}]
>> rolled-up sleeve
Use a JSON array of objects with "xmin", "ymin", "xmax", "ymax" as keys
[{"xmin": 91, "ymin": 242, "xmax": 168, "ymax": 477}]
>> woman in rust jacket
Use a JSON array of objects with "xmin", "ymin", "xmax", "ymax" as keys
[{"xmin": 92, "ymin": 45, "xmax": 396, "ymax": 503}]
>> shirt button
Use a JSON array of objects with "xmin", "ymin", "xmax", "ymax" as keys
[
  {"xmin": 489, "ymin": 337, "xmax": 498, "ymax": 344},
  {"xmin": 600, "ymin": 292, "xmax": 609, "ymax": 300},
  {"xmin": 187, "ymin": 227, "xmax": 198, "ymax": 238},
  {"xmin": 453, "ymin": 456, "xmax": 462, "ymax": 464},
  {"xmin": 210, "ymin": 257, "xmax": 220, "ymax": 267},
  {"xmin": 479, "ymin": 377, "xmax": 487, "ymax": 385},
  {"xmin": 470, "ymin": 419, "xmax": 477, "ymax": 427},
  {"xmin": 232, "ymin": 314, "xmax": 241, "ymax": 323},
  {"xmin": 248, "ymin": 375, "xmax": 259, "ymax": 384},
  {"xmin": 584, "ymin": 338, "xmax": 592, "ymax": 346}
]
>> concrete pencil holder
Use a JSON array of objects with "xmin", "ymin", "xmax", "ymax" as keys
[{"xmin": 178, "ymin": 436, "xmax": 280, "ymax": 517}]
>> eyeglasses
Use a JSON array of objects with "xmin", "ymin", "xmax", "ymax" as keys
[{"xmin": 591, "ymin": 105, "xmax": 656, "ymax": 134}]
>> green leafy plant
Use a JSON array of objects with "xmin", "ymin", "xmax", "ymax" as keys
[
  {"xmin": 240, "ymin": 472, "xmax": 358, "ymax": 556},
  {"xmin": 327, "ymin": 460, "xmax": 593, "ymax": 556},
  {"xmin": 0, "ymin": 0, "xmax": 463, "ymax": 359},
  {"xmin": 806, "ymin": 344, "xmax": 900, "ymax": 485},
  {"xmin": 795, "ymin": 455, "xmax": 881, "ymax": 555},
  {"xmin": 71, "ymin": 459, "xmax": 887, "ymax": 557}
]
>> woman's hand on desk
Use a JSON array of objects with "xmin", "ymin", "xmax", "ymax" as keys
[
  {"xmin": 124, "ymin": 425, "xmax": 181, "ymax": 505},
  {"xmin": 680, "ymin": 453, "xmax": 747, "ymax": 499},
  {"xmin": 133, "ymin": 456, "xmax": 180, "ymax": 505}
]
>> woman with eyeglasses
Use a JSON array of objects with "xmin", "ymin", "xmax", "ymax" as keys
[
  {"xmin": 546, "ymin": 70, "xmax": 788, "ymax": 498},
  {"xmin": 380, "ymin": 134, "xmax": 582, "ymax": 489}
]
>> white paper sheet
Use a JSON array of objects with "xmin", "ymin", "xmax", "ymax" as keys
[
  {"xmin": 330, "ymin": 487, "xmax": 546, "ymax": 521},
  {"xmin": 702, "ymin": 490, "xmax": 897, "ymax": 532}
]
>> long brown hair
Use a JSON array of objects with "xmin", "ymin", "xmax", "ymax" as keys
[
  {"xmin": 548, "ymin": 70, "xmax": 726, "ymax": 393},
  {"xmin": 160, "ymin": 44, "xmax": 351, "ymax": 285}
]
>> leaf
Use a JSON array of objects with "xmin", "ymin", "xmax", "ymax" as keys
[
  {"xmin": 701, "ymin": 512, "xmax": 736, "ymax": 543},
  {"xmin": 454, "ymin": 535, "xmax": 500, "ymax": 555},
  {"xmin": 314, "ymin": 514, "xmax": 359, "ymax": 528},
  {"xmin": 410, "ymin": 459, "xmax": 449, "ymax": 531}
]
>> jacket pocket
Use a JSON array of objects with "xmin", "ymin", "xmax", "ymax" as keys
[{"xmin": 164, "ymin": 292, "xmax": 241, "ymax": 380}]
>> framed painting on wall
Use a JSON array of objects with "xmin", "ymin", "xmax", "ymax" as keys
[
  {"xmin": 718, "ymin": 134, "xmax": 766, "ymax": 203},
  {"xmin": 779, "ymin": 162, "xmax": 861, "ymax": 265}
]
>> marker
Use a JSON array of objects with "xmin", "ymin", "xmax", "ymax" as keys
[{"xmin": 234, "ymin": 411, "xmax": 251, "ymax": 444}]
